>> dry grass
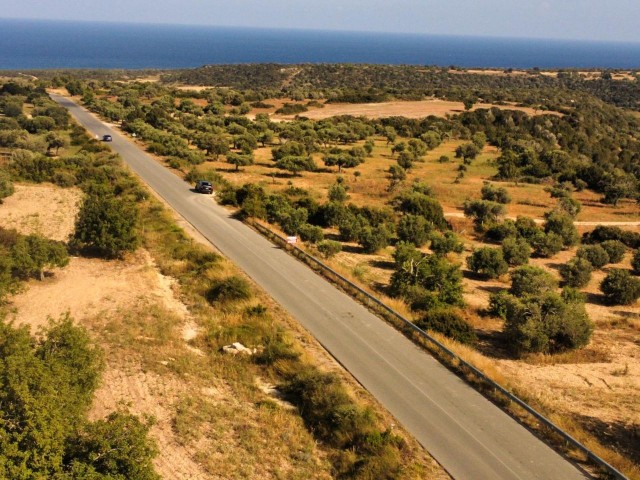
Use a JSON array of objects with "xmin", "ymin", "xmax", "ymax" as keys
[{"xmin": 246, "ymin": 98, "xmax": 563, "ymax": 121}]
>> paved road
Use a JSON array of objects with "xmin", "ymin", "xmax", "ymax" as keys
[{"xmin": 53, "ymin": 94, "xmax": 590, "ymax": 480}]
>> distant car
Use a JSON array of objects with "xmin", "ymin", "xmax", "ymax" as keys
[
  {"xmin": 195, "ymin": 180, "xmax": 213, "ymax": 194},
  {"xmin": 102, "ymin": 134, "xmax": 113, "ymax": 142}
]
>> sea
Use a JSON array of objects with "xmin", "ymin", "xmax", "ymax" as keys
[{"xmin": 1, "ymin": 18, "xmax": 640, "ymax": 70}]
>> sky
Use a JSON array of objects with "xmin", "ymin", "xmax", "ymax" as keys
[{"xmin": 1, "ymin": 0, "xmax": 640, "ymax": 43}]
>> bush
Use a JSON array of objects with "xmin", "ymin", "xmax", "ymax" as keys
[
  {"xmin": 632, "ymin": 249, "xmax": 640, "ymax": 275},
  {"xmin": 10, "ymin": 234, "xmax": 69, "ymax": 280},
  {"xmin": 544, "ymin": 211, "xmax": 579, "ymax": 247},
  {"xmin": 282, "ymin": 368, "xmax": 375, "ymax": 448},
  {"xmin": 484, "ymin": 220, "xmax": 517, "ymax": 243},
  {"xmin": 488, "ymin": 290, "xmax": 512, "ymax": 319},
  {"xmin": 531, "ymin": 232, "xmax": 563, "ymax": 258},
  {"xmin": 429, "ymin": 231, "xmax": 464, "ymax": 255},
  {"xmin": 582, "ymin": 225, "xmax": 640, "ymax": 249},
  {"xmin": 298, "ymin": 224, "xmax": 324, "ymax": 244},
  {"xmin": 397, "ymin": 214, "xmax": 432, "ymax": 247},
  {"xmin": 501, "ymin": 237, "xmax": 531, "ymax": 266},
  {"xmin": 600, "ymin": 269, "xmax": 640, "ymax": 305},
  {"xmin": 0, "ymin": 170, "xmax": 14, "ymax": 203},
  {"xmin": 463, "ymin": 199, "xmax": 505, "ymax": 231},
  {"xmin": 466, "ymin": 247, "xmax": 508, "ymax": 279},
  {"xmin": 71, "ymin": 194, "xmax": 139, "ymax": 259},
  {"xmin": 395, "ymin": 191, "xmax": 447, "ymax": 229},
  {"xmin": 510, "ymin": 265, "xmax": 557, "ymax": 296},
  {"xmin": 206, "ymin": 276, "xmax": 252, "ymax": 303},
  {"xmin": 577, "ymin": 244, "xmax": 609, "ymax": 269},
  {"xmin": 515, "ymin": 216, "xmax": 542, "ymax": 241},
  {"xmin": 358, "ymin": 225, "xmax": 392, "ymax": 254},
  {"xmin": 317, "ymin": 240, "xmax": 342, "ymax": 259},
  {"xmin": 390, "ymin": 244, "xmax": 464, "ymax": 309},
  {"xmin": 481, "ymin": 182, "xmax": 511, "ymax": 204},
  {"xmin": 599, "ymin": 240, "xmax": 626, "ymax": 264},
  {"xmin": 503, "ymin": 292, "xmax": 593, "ymax": 355},
  {"xmin": 328, "ymin": 183, "xmax": 349, "ymax": 203},
  {"xmin": 559, "ymin": 257, "xmax": 593, "ymax": 288},
  {"xmin": 415, "ymin": 308, "xmax": 477, "ymax": 345}
]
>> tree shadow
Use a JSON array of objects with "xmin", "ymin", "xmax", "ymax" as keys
[
  {"xmin": 369, "ymin": 259, "xmax": 395, "ymax": 270},
  {"xmin": 340, "ymin": 244, "xmax": 362, "ymax": 254},
  {"xmin": 584, "ymin": 292, "xmax": 607, "ymax": 306},
  {"xmin": 546, "ymin": 262, "xmax": 566, "ymax": 272},
  {"xmin": 572, "ymin": 414, "xmax": 640, "ymax": 466},
  {"xmin": 477, "ymin": 284, "xmax": 506, "ymax": 295},
  {"xmin": 474, "ymin": 329, "xmax": 512, "ymax": 360}
]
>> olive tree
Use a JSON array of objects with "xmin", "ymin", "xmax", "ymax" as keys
[{"xmin": 600, "ymin": 269, "xmax": 640, "ymax": 305}]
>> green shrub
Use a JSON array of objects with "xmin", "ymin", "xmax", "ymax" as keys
[
  {"xmin": 415, "ymin": 308, "xmax": 477, "ymax": 345},
  {"xmin": 510, "ymin": 265, "xmax": 558, "ymax": 296},
  {"xmin": 515, "ymin": 216, "xmax": 542, "ymax": 241},
  {"xmin": 484, "ymin": 219, "xmax": 517, "ymax": 243},
  {"xmin": 501, "ymin": 236, "xmax": 531, "ymax": 266},
  {"xmin": 429, "ymin": 231, "xmax": 464, "ymax": 255},
  {"xmin": 254, "ymin": 331, "xmax": 300, "ymax": 365},
  {"xmin": 632, "ymin": 249, "xmax": 640, "ymax": 274},
  {"xmin": 395, "ymin": 191, "xmax": 447, "ymax": 229},
  {"xmin": 463, "ymin": 199, "xmax": 506, "ymax": 231},
  {"xmin": 503, "ymin": 292, "xmax": 593, "ymax": 355},
  {"xmin": 206, "ymin": 276, "xmax": 252, "ymax": 303},
  {"xmin": 577, "ymin": 244, "xmax": 610, "ymax": 269},
  {"xmin": 71, "ymin": 194, "xmax": 139, "ymax": 259},
  {"xmin": 488, "ymin": 290, "xmax": 513, "ymax": 319},
  {"xmin": 0, "ymin": 170, "xmax": 14, "ymax": 203},
  {"xmin": 559, "ymin": 257, "xmax": 593, "ymax": 288},
  {"xmin": 582, "ymin": 225, "xmax": 640, "ymax": 249},
  {"xmin": 544, "ymin": 211, "xmax": 579, "ymax": 247},
  {"xmin": 600, "ymin": 269, "xmax": 640, "ymax": 305},
  {"xmin": 11, "ymin": 234, "xmax": 69, "ymax": 280},
  {"xmin": 599, "ymin": 240, "xmax": 626, "ymax": 264},
  {"xmin": 481, "ymin": 182, "xmax": 511, "ymax": 204},
  {"xmin": 531, "ymin": 231, "xmax": 563, "ymax": 258},
  {"xmin": 282, "ymin": 368, "xmax": 375, "ymax": 448},
  {"xmin": 358, "ymin": 225, "xmax": 392, "ymax": 254},
  {"xmin": 466, "ymin": 247, "xmax": 508, "ymax": 279},
  {"xmin": 397, "ymin": 214, "xmax": 432, "ymax": 247},
  {"xmin": 298, "ymin": 223, "xmax": 324, "ymax": 244},
  {"xmin": 317, "ymin": 240, "xmax": 342, "ymax": 259},
  {"xmin": 390, "ymin": 244, "xmax": 464, "ymax": 308}
]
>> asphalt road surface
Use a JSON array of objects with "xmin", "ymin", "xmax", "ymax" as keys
[{"xmin": 53, "ymin": 94, "xmax": 590, "ymax": 480}]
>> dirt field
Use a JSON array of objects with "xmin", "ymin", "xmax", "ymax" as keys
[
  {"xmin": 0, "ymin": 183, "xmax": 82, "ymax": 242},
  {"xmin": 260, "ymin": 99, "xmax": 559, "ymax": 121}
]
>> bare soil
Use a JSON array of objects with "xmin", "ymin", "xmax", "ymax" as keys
[
  {"xmin": 0, "ymin": 183, "xmax": 82, "ymax": 241},
  {"xmin": 263, "ymin": 99, "xmax": 560, "ymax": 121}
]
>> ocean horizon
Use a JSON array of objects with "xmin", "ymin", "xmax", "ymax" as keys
[{"xmin": 1, "ymin": 17, "xmax": 640, "ymax": 70}]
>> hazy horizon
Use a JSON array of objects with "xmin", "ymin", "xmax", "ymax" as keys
[{"xmin": 1, "ymin": 0, "xmax": 640, "ymax": 43}]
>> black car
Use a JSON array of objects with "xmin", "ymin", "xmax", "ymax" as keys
[
  {"xmin": 102, "ymin": 134, "xmax": 113, "ymax": 142},
  {"xmin": 195, "ymin": 180, "xmax": 213, "ymax": 194}
]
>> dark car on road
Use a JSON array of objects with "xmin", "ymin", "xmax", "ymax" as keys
[
  {"xmin": 102, "ymin": 134, "xmax": 113, "ymax": 142},
  {"xmin": 195, "ymin": 180, "xmax": 213, "ymax": 194}
]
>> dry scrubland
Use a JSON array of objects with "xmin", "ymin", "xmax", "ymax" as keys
[
  {"xmin": 248, "ymin": 98, "xmax": 560, "ymax": 121},
  {"xmin": 177, "ymin": 124, "xmax": 639, "ymax": 474},
  {"xmin": 0, "ymin": 183, "xmax": 444, "ymax": 479}
]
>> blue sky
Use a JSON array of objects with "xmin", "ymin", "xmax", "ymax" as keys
[{"xmin": 2, "ymin": 0, "xmax": 640, "ymax": 43}]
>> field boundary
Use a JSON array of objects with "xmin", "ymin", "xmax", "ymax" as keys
[{"xmin": 248, "ymin": 219, "xmax": 628, "ymax": 480}]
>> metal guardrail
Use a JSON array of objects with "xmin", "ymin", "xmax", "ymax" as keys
[{"xmin": 249, "ymin": 220, "xmax": 628, "ymax": 480}]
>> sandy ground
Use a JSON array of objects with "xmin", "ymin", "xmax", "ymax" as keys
[
  {"xmin": 0, "ymin": 183, "xmax": 82, "ymax": 241},
  {"xmin": 268, "ymin": 99, "xmax": 558, "ymax": 121}
]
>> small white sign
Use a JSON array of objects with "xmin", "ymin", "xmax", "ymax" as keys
[{"xmin": 286, "ymin": 236, "xmax": 297, "ymax": 245}]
